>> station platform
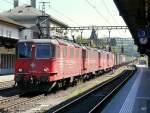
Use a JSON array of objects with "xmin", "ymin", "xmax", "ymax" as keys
[
  {"xmin": 0, "ymin": 74, "xmax": 14, "ymax": 82},
  {"xmin": 102, "ymin": 67, "xmax": 150, "ymax": 113}
]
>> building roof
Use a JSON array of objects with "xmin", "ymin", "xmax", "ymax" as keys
[
  {"xmin": 0, "ymin": 15, "xmax": 25, "ymax": 28},
  {"xmin": 1, "ymin": 4, "xmax": 69, "ymax": 28}
]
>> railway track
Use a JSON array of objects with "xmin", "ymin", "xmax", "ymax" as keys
[
  {"xmin": 0, "ymin": 66, "xmax": 135, "ymax": 113},
  {"xmin": 49, "ymin": 68, "xmax": 136, "ymax": 113},
  {"xmin": 0, "ymin": 80, "xmax": 15, "ymax": 91},
  {"xmin": 0, "ymin": 95, "xmax": 20, "ymax": 108},
  {"xmin": 0, "ymin": 93, "xmax": 45, "ymax": 113}
]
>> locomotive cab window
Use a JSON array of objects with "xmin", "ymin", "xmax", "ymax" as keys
[
  {"xmin": 17, "ymin": 42, "xmax": 32, "ymax": 58},
  {"xmin": 36, "ymin": 43, "xmax": 55, "ymax": 59}
]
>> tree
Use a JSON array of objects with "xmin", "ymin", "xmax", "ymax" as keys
[{"xmin": 110, "ymin": 38, "xmax": 116, "ymax": 46}]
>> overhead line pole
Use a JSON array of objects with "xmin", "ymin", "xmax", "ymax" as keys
[{"xmin": 38, "ymin": 1, "xmax": 51, "ymax": 38}]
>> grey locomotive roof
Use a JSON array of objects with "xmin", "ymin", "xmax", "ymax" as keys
[
  {"xmin": 19, "ymin": 38, "xmax": 59, "ymax": 45},
  {"xmin": 18, "ymin": 38, "xmax": 78, "ymax": 47},
  {"xmin": 1, "ymin": 4, "xmax": 69, "ymax": 28}
]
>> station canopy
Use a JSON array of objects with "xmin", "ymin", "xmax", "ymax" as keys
[{"xmin": 114, "ymin": 0, "xmax": 150, "ymax": 55}]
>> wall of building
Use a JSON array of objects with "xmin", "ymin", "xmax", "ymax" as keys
[
  {"xmin": 0, "ymin": 23, "xmax": 19, "ymax": 39},
  {"xmin": 20, "ymin": 22, "xmax": 66, "ymax": 39},
  {"xmin": 0, "ymin": 22, "xmax": 19, "ymax": 75}
]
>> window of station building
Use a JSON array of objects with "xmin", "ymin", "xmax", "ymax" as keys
[
  {"xmin": 11, "ymin": 55, "xmax": 14, "ymax": 68},
  {"xmin": 6, "ymin": 54, "xmax": 9, "ymax": 69},
  {"xmin": 6, "ymin": 30, "xmax": 9, "ymax": 37},
  {"xmin": 70, "ymin": 48, "xmax": 74, "ymax": 58},
  {"xmin": 8, "ymin": 31, "xmax": 12, "ymax": 38},
  {"xmin": 1, "ymin": 29, "xmax": 3, "ymax": 36},
  {"xmin": 63, "ymin": 47, "xmax": 67, "ymax": 58},
  {"xmin": 3, "ymin": 54, "xmax": 9, "ymax": 69},
  {"xmin": 1, "ymin": 54, "xmax": 6, "ymax": 69},
  {"xmin": 0, "ymin": 54, "xmax": 3, "ymax": 69},
  {"xmin": 9, "ymin": 55, "xmax": 11, "ymax": 68},
  {"xmin": 3, "ymin": 54, "xmax": 6, "ymax": 69},
  {"xmin": 10, "ymin": 55, "xmax": 13, "ymax": 68},
  {"xmin": 8, "ymin": 54, "xmax": 13, "ymax": 69}
]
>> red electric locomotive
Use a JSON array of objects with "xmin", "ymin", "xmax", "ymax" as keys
[{"xmin": 15, "ymin": 38, "xmax": 115, "ymax": 92}]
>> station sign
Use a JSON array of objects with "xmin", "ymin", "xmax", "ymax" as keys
[{"xmin": 137, "ymin": 28, "xmax": 150, "ymax": 44}]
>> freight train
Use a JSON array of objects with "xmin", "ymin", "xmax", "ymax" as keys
[{"xmin": 15, "ymin": 38, "xmax": 132, "ymax": 92}]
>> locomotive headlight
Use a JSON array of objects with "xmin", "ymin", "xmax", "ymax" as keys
[
  {"xmin": 18, "ymin": 68, "xmax": 23, "ymax": 72},
  {"xmin": 44, "ymin": 67, "xmax": 49, "ymax": 72}
]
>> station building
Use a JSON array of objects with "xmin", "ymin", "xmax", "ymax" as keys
[
  {"xmin": 1, "ymin": 1, "xmax": 69, "ymax": 39},
  {"xmin": 0, "ymin": 16, "xmax": 24, "ymax": 75}
]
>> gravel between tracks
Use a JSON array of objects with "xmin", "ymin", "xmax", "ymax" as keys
[{"xmin": 23, "ymin": 66, "xmax": 127, "ymax": 113}]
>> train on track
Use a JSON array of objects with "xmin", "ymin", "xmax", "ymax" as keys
[{"xmin": 14, "ymin": 38, "xmax": 132, "ymax": 92}]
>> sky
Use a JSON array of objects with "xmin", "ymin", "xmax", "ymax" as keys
[{"xmin": 0, "ymin": 0, "xmax": 132, "ymax": 38}]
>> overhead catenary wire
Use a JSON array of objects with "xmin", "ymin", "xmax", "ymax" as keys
[
  {"xmin": 102, "ymin": 0, "xmax": 126, "ymax": 37},
  {"xmin": 85, "ymin": 0, "xmax": 112, "ymax": 25},
  {"xmin": 107, "ymin": 0, "xmax": 131, "ymax": 37},
  {"xmin": 84, "ymin": 0, "xmax": 131, "ymax": 49},
  {"xmin": 51, "ymin": 7, "xmax": 81, "ymax": 26},
  {"xmin": 102, "ymin": 0, "xmax": 120, "ymax": 25}
]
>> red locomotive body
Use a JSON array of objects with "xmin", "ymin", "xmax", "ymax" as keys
[{"xmin": 15, "ymin": 38, "xmax": 116, "ymax": 91}]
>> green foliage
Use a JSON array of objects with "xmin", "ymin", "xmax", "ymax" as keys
[
  {"xmin": 76, "ymin": 35, "xmax": 90, "ymax": 45},
  {"xmin": 110, "ymin": 38, "xmax": 117, "ymax": 46}
]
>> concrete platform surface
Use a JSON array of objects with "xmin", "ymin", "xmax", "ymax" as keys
[
  {"xmin": 102, "ymin": 67, "xmax": 150, "ymax": 113},
  {"xmin": 0, "ymin": 75, "xmax": 14, "ymax": 82}
]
